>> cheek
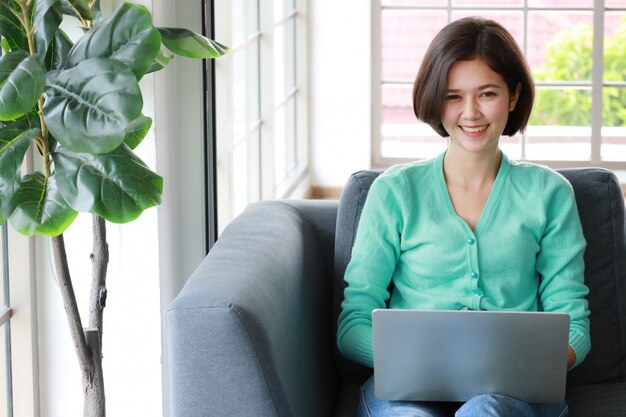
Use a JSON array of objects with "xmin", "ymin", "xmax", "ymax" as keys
[
  {"xmin": 442, "ymin": 106, "xmax": 457, "ymax": 125},
  {"xmin": 485, "ymin": 102, "xmax": 512, "ymax": 124}
]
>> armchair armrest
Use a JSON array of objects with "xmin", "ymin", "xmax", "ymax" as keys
[{"xmin": 166, "ymin": 200, "xmax": 339, "ymax": 417}]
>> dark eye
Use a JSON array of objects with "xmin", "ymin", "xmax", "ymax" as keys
[
  {"xmin": 446, "ymin": 94, "xmax": 461, "ymax": 100},
  {"xmin": 481, "ymin": 91, "xmax": 497, "ymax": 97}
]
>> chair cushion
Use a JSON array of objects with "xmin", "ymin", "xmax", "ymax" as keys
[
  {"xmin": 559, "ymin": 169, "xmax": 626, "ymax": 386},
  {"xmin": 566, "ymin": 382, "xmax": 626, "ymax": 416},
  {"xmin": 334, "ymin": 167, "xmax": 626, "ymax": 388},
  {"xmin": 334, "ymin": 171, "xmax": 380, "ymax": 382}
]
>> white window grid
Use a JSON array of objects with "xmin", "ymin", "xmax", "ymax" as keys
[
  {"xmin": 216, "ymin": 0, "xmax": 307, "ymax": 232},
  {"xmin": 372, "ymin": 0, "xmax": 626, "ymax": 170}
]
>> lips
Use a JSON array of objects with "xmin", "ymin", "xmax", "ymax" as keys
[{"xmin": 460, "ymin": 125, "xmax": 488, "ymax": 133}]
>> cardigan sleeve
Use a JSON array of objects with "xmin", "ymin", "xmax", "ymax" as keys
[
  {"xmin": 336, "ymin": 170, "xmax": 406, "ymax": 368},
  {"xmin": 536, "ymin": 170, "xmax": 591, "ymax": 368}
]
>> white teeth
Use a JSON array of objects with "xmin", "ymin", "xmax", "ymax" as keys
[{"xmin": 461, "ymin": 125, "xmax": 487, "ymax": 133}]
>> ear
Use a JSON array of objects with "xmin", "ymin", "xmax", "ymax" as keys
[{"xmin": 509, "ymin": 82, "xmax": 522, "ymax": 112}]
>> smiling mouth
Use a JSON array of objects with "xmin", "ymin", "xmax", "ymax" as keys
[{"xmin": 460, "ymin": 125, "xmax": 488, "ymax": 133}]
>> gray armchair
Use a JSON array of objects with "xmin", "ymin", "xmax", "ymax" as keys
[{"xmin": 166, "ymin": 168, "xmax": 626, "ymax": 417}]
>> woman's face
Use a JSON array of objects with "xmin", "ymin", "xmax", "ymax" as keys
[{"xmin": 442, "ymin": 58, "xmax": 520, "ymax": 156}]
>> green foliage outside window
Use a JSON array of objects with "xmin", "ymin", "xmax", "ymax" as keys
[{"xmin": 530, "ymin": 18, "xmax": 626, "ymax": 127}]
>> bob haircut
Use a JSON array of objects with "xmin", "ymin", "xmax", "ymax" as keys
[{"xmin": 413, "ymin": 17, "xmax": 535, "ymax": 138}]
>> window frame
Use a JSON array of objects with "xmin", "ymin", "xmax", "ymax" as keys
[
  {"xmin": 3, "ymin": 224, "xmax": 39, "ymax": 417},
  {"xmin": 371, "ymin": 0, "xmax": 626, "ymax": 170},
  {"xmin": 1, "ymin": 224, "xmax": 13, "ymax": 417},
  {"xmin": 214, "ymin": 0, "xmax": 309, "ymax": 232}
]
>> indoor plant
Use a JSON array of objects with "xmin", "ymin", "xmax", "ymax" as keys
[{"xmin": 0, "ymin": 0, "xmax": 227, "ymax": 415}]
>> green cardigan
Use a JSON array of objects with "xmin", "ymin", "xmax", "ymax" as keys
[{"xmin": 337, "ymin": 151, "xmax": 591, "ymax": 369}]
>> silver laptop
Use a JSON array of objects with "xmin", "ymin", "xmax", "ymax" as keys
[{"xmin": 372, "ymin": 309, "xmax": 570, "ymax": 403}]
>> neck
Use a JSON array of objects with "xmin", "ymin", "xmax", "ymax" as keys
[{"xmin": 443, "ymin": 147, "xmax": 502, "ymax": 189}]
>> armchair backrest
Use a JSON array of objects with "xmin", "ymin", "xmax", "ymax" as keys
[
  {"xmin": 333, "ymin": 167, "xmax": 626, "ymax": 387},
  {"xmin": 560, "ymin": 168, "xmax": 626, "ymax": 386}
]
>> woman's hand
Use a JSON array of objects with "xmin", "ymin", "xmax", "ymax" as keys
[{"xmin": 567, "ymin": 345, "xmax": 576, "ymax": 369}]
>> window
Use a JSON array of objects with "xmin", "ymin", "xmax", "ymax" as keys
[
  {"xmin": 373, "ymin": 0, "xmax": 626, "ymax": 169},
  {"xmin": 1, "ymin": 225, "xmax": 13, "ymax": 417},
  {"xmin": 215, "ymin": 0, "xmax": 308, "ymax": 232}
]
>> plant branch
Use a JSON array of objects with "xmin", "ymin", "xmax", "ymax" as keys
[
  {"xmin": 38, "ymin": 97, "xmax": 51, "ymax": 177},
  {"xmin": 89, "ymin": 215, "xmax": 108, "ymax": 331},
  {"xmin": 16, "ymin": 0, "xmax": 36, "ymax": 56},
  {"xmin": 51, "ymin": 234, "xmax": 93, "ymax": 375}
]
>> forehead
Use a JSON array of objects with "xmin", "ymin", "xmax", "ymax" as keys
[{"xmin": 446, "ymin": 58, "xmax": 507, "ymax": 90}]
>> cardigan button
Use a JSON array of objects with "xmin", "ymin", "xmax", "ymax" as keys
[
  {"xmin": 470, "ymin": 271, "xmax": 479, "ymax": 279},
  {"xmin": 467, "ymin": 237, "xmax": 475, "ymax": 245}
]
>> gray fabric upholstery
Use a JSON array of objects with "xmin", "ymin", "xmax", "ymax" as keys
[
  {"xmin": 167, "ymin": 200, "xmax": 338, "ymax": 417},
  {"xmin": 167, "ymin": 167, "xmax": 626, "ymax": 417}
]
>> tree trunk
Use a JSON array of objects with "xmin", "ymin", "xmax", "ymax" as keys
[
  {"xmin": 83, "ymin": 330, "xmax": 106, "ymax": 417},
  {"xmin": 51, "ymin": 214, "xmax": 109, "ymax": 417}
]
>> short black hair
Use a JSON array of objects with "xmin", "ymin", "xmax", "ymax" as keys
[{"xmin": 413, "ymin": 17, "xmax": 535, "ymax": 137}]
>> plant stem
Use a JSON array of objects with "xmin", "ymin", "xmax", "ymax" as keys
[
  {"xmin": 85, "ymin": 215, "xmax": 108, "ymax": 417},
  {"xmin": 50, "ymin": 234, "xmax": 93, "ymax": 380},
  {"xmin": 14, "ymin": 0, "xmax": 52, "ymax": 176},
  {"xmin": 89, "ymin": 215, "xmax": 108, "ymax": 332},
  {"xmin": 52, "ymin": 228, "xmax": 108, "ymax": 417}
]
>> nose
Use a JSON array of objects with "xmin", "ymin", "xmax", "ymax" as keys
[{"xmin": 461, "ymin": 98, "xmax": 481, "ymax": 120}]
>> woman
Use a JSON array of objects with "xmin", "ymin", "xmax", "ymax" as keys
[{"xmin": 337, "ymin": 17, "xmax": 590, "ymax": 417}]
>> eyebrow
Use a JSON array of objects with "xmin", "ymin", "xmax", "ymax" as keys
[{"xmin": 447, "ymin": 84, "xmax": 503, "ymax": 93}]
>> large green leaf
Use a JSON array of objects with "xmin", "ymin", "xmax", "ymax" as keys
[
  {"xmin": 53, "ymin": 145, "xmax": 163, "ymax": 223},
  {"xmin": 123, "ymin": 114, "xmax": 152, "ymax": 149},
  {"xmin": 0, "ymin": 3, "xmax": 28, "ymax": 52},
  {"xmin": 0, "ymin": 51, "xmax": 47, "ymax": 121},
  {"xmin": 145, "ymin": 49, "xmax": 173, "ymax": 74},
  {"xmin": 0, "ymin": 123, "xmax": 39, "ymax": 224},
  {"xmin": 158, "ymin": 27, "xmax": 229, "ymax": 59},
  {"xmin": 9, "ymin": 172, "xmax": 78, "ymax": 236},
  {"xmin": 60, "ymin": 0, "xmax": 94, "ymax": 21},
  {"xmin": 45, "ymin": 28, "xmax": 73, "ymax": 70},
  {"xmin": 65, "ymin": 2, "xmax": 161, "ymax": 79},
  {"xmin": 43, "ymin": 57, "xmax": 143, "ymax": 154},
  {"xmin": 34, "ymin": 0, "xmax": 63, "ymax": 63}
]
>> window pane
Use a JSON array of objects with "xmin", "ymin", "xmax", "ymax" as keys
[
  {"xmin": 528, "ymin": 11, "xmax": 593, "ymax": 81},
  {"xmin": 232, "ymin": 44, "xmax": 260, "ymax": 143},
  {"xmin": 381, "ymin": 10, "xmax": 447, "ymax": 81},
  {"xmin": 381, "ymin": 83, "xmax": 444, "ymax": 159},
  {"xmin": 232, "ymin": 133, "xmax": 261, "ymax": 216},
  {"xmin": 605, "ymin": 12, "xmax": 626, "ymax": 83},
  {"xmin": 382, "ymin": 83, "xmax": 413, "ymax": 126},
  {"xmin": 274, "ymin": 18, "xmax": 296, "ymax": 104},
  {"xmin": 499, "ymin": 133, "xmax": 523, "ymax": 160},
  {"xmin": 381, "ymin": 122, "xmax": 445, "ymax": 159},
  {"xmin": 602, "ymin": 132, "xmax": 626, "ymax": 161},
  {"xmin": 527, "ymin": 89, "xmax": 592, "ymax": 160},
  {"xmin": 602, "ymin": 87, "xmax": 626, "ymax": 161},
  {"xmin": 274, "ymin": 97, "xmax": 297, "ymax": 184},
  {"xmin": 603, "ymin": 87, "xmax": 626, "ymax": 127},
  {"xmin": 231, "ymin": 0, "xmax": 259, "ymax": 46},
  {"xmin": 274, "ymin": 0, "xmax": 295, "ymax": 21},
  {"xmin": 528, "ymin": 0, "xmax": 592, "ymax": 6},
  {"xmin": 532, "ymin": 87, "xmax": 592, "ymax": 126}
]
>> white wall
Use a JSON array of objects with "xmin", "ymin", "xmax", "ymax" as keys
[{"xmin": 310, "ymin": 0, "xmax": 373, "ymax": 187}]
